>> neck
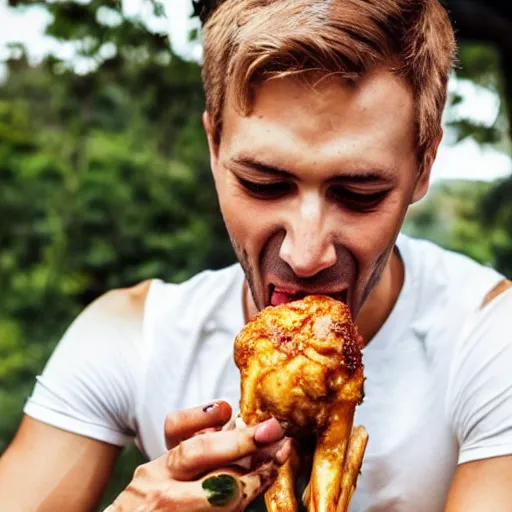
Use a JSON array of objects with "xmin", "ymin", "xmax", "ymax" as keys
[
  {"xmin": 355, "ymin": 247, "xmax": 404, "ymax": 344},
  {"xmin": 242, "ymin": 247, "xmax": 404, "ymax": 346}
]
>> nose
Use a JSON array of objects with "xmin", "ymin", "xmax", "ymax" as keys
[{"xmin": 279, "ymin": 192, "xmax": 337, "ymax": 278}]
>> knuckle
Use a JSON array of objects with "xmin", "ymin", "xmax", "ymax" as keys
[
  {"xmin": 183, "ymin": 435, "xmax": 209, "ymax": 465},
  {"xmin": 166, "ymin": 444, "xmax": 181, "ymax": 471},
  {"xmin": 147, "ymin": 488, "xmax": 164, "ymax": 503},
  {"xmin": 164, "ymin": 408, "xmax": 200, "ymax": 448},
  {"xmin": 133, "ymin": 462, "xmax": 150, "ymax": 481},
  {"xmin": 168, "ymin": 436, "xmax": 208, "ymax": 475},
  {"xmin": 146, "ymin": 488, "xmax": 169, "ymax": 508},
  {"xmin": 193, "ymin": 432, "xmax": 210, "ymax": 453},
  {"xmin": 146, "ymin": 488, "xmax": 183, "ymax": 510},
  {"xmin": 235, "ymin": 430, "xmax": 255, "ymax": 459}
]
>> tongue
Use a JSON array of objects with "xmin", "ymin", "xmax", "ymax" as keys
[{"xmin": 271, "ymin": 290, "xmax": 294, "ymax": 306}]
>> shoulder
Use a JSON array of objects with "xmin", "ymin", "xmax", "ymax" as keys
[
  {"xmin": 447, "ymin": 279, "xmax": 512, "ymax": 378},
  {"xmin": 394, "ymin": 235, "xmax": 506, "ymax": 368},
  {"xmin": 64, "ymin": 279, "xmax": 155, "ymax": 349},
  {"xmin": 144, "ymin": 264, "xmax": 244, "ymax": 325},
  {"xmin": 95, "ymin": 279, "xmax": 153, "ymax": 321},
  {"xmin": 398, "ymin": 234, "xmax": 501, "ymax": 281},
  {"xmin": 446, "ymin": 281, "xmax": 512, "ymax": 463},
  {"xmin": 49, "ymin": 279, "xmax": 161, "ymax": 368},
  {"xmin": 70, "ymin": 264, "xmax": 243, "ymax": 349},
  {"xmin": 398, "ymin": 234, "xmax": 505, "ymax": 311},
  {"xmin": 106, "ymin": 279, "xmax": 153, "ymax": 310},
  {"xmin": 481, "ymin": 279, "xmax": 512, "ymax": 310},
  {"xmin": 466, "ymin": 279, "xmax": 512, "ymax": 339},
  {"xmin": 23, "ymin": 280, "xmax": 161, "ymax": 445}
]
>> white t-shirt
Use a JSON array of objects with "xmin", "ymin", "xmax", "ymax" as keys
[{"xmin": 24, "ymin": 234, "xmax": 512, "ymax": 511}]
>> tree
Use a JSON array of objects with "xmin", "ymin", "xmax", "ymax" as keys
[
  {"xmin": 438, "ymin": 1, "xmax": 512, "ymax": 278},
  {"xmin": 445, "ymin": 0, "xmax": 512, "ymax": 139},
  {"xmin": 0, "ymin": 1, "xmax": 234, "ymax": 508}
]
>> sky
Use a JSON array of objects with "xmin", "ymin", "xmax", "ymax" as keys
[{"xmin": 1, "ymin": 0, "xmax": 511, "ymax": 184}]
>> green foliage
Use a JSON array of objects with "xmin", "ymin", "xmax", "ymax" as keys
[
  {"xmin": 480, "ymin": 176, "xmax": 512, "ymax": 277},
  {"xmin": 403, "ymin": 179, "xmax": 511, "ymax": 278},
  {"xmin": 457, "ymin": 43, "xmax": 503, "ymax": 90},
  {"xmin": 0, "ymin": 1, "xmax": 234, "ymax": 508},
  {"xmin": 448, "ymin": 42, "xmax": 511, "ymax": 152}
]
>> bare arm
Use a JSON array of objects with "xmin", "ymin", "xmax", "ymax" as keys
[
  {"xmin": 0, "ymin": 416, "xmax": 120, "ymax": 512},
  {"xmin": 0, "ymin": 281, "xmax": 153, "ymax": 512},
  {"xmin": 445, "ymin": 456, "xmax": 512, "ymax": 511},
  {"xmin": 446, "ymin": 280, "xmax": 512, "ymax": 511}
]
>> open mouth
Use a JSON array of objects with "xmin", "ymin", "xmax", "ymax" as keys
[{"xmin": 268, "ymin": 285, "xmax": 348, "ymax": 307}]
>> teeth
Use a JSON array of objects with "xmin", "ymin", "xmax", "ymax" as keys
[
  {"xmin": 269, "ymin": 286, "xmax": 348, "ymax": 306},
  {"xmin": 275, "ymin": 288, "xmax": 299, "ymax": 296}
]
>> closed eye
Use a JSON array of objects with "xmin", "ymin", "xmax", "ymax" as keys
[
  {"xmin": 237, "ymin": 177, "xmax": 293, "ymax": 199},
  {"xmin": 330, "ymin": 187, "xmax": 388, "ymax": 212}
]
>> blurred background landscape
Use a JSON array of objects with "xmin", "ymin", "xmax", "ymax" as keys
[{"xmin": 0, "ymin": 0, "xmax": 511, "ymax": 509}]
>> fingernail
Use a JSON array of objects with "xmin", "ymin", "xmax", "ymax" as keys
[
  {"xmin": 202, "ymin": 474, "xmax": 239, "ymax": 507},
  {"xmin": 203, "ymin": 403, "xmax": 220, "ymax": 413},
  {"xmin": 276, "ymin": 439, "xmax": 292, "ymax": 464}
]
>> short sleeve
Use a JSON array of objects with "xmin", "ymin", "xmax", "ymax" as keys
[
  {"xmin": 446, "ymin": 289, "xmax": 512, "ymax": 464},
  {"xmin": 23, "ymin": 283, "xmax": 151, "ymax": 447}
]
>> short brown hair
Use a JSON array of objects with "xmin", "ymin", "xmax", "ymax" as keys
[{"xmin": 201, "ymin": 0, "xmax": 456, "ymax": 172}]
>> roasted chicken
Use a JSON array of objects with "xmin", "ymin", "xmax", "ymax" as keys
[{"xmin": 234, "ymin": 295, "xmax": 367, "ymax": 512}]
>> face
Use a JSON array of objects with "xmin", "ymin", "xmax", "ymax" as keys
[{"xmin": 204, "ymin": 69, "xmax": 432, "ymax": 317}]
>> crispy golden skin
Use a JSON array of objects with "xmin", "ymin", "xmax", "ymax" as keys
[{"xmin": 234, "ymin": 295, "xmax": 367, "ymax": 512}]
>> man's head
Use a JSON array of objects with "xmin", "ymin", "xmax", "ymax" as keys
[{"xmin": 199, "ymin": 0, "xmax": 456, "ymax": 316}]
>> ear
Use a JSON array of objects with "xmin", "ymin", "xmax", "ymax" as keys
[
  {"xmin": 202, "ymin": 111, "xmax": 220, "ymax": 171},
  {"xmin": 411, "ymin": 129, "xmax": 443, "ymax": 204}
]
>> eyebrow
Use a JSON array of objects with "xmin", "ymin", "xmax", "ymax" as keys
[{"xmin": 230, "ymin": 156, "xmax": 397, "ymax": 184}]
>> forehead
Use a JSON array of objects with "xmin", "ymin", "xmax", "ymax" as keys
[{"xmin": 221, "ymin": 69, "xmax": 416, "ymax": 171}]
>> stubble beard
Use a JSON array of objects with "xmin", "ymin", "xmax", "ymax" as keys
[
  {"xmin": 359, "ymin": 245, "xmax": 397, "ymax": 308},
  {"xmin": 231, "ymin": 235, "xmax": 397, "ymax": 316},
  {"xmin": 230, "ymin": 238, "xmax": 262, "ymax": 310}
]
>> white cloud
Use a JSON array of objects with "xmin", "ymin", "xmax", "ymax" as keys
[
  {"xmin": 432, "ymin": 137, "xmax": 511, "ymax": 182},
  {"xmin": 0, "ymin": 2, "xmax": 53, "ymax": 63},
  {"xmin": 433, "ymin": 76, "xmax": 511, "ymax": 182},
  {"xmin": 164, "ymin": 0, "xmax": 202, "ymax": 60}
]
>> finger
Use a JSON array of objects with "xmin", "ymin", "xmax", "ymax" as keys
[
  {"xmin": 253, "ymin": 417, "xmax": 285, "ymax": 445},
  {"xmin": 143, "ymin": 463, "xmax": 278, "ymax": 512},
  {"xmin": 221, "ymin": 417, "xmax": 237, "ymax": 432},
  {"xmin": 167, "ymin": 419, "xmax": 286, "ymax": 480},
  {"xmin": 165, "ymin": 401, "xmax": 233, "ymax": 450},
  {"xmin": 224, "ymin": 416, "xmax": 284, "ymax": 440},
  {"xmin": 251, "ymin": 438, "xmax": 292, "ymax": 469},
  {"xmin": 238, "ymin": 462, "xmax": 280, "ymax": 509},
  {"xmin": 193, "ymin": 427, "xmax": 223, "ymax": 438},
  {"xmin": 231, "ymin": 437, "xmax": 293, "ymax": 471}
]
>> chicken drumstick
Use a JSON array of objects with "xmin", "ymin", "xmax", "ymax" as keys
[{"xmin": 234, "ymin": 295, "xmax": 367, "ymax": 512}]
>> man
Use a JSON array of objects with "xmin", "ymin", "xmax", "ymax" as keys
[{"xmin": 1, "ymin": 0, "xmax": 511, "ymax": 510}]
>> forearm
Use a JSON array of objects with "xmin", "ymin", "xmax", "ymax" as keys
[
  {"xmin": 446, "ymin": 457, "xmax": 512, "ymax": 512},
  {"xmin": 0, "ymin": 417, "xmax": 120, "ymax": 512}
]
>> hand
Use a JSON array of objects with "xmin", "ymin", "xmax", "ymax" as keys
[{"xmin": 108, "ymin": 401, "xmax": 291, "ymax": 511}]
